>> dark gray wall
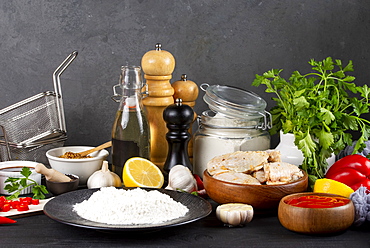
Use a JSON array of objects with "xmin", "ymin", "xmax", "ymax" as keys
[{"xmin": 0, "ymin": 0, "xmax": 369, "ymax": 150}]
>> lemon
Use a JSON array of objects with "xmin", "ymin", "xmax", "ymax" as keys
[
  {"xmin": 122, "ymin": 157, "xmax": 164, "ymax": 188},
  {"xmin": 313, "ymin": 178, "xmax": 354, "ymax": 198}
]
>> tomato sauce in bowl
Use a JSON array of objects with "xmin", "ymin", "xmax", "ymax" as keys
[
  {"xmin": 278, "ymin": 192, "xmax": 355, "ymax": 234},
  {"xmin": 285, "ymin": 195, "xmax": 350, "ymax": 208}
]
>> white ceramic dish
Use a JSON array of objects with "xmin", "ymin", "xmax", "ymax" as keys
[
  {"xmin": 46, "ymin": 146, "xmax": 109, "ymax": 185},
  {"xmin": 0, "ymin": 161, "xmax": 41, "ymax": 195}
]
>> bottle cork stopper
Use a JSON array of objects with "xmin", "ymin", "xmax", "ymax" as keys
[{"xmin": 141, "ymin": 43, "xmax": 176, "ymax": 76}]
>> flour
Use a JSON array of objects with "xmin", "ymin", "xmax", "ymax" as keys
[
  {"xmin": 193, "ymin": 112, "xmax": 270, "ymax": 176},
  {"xmin": 73, "ymin": 187, "xmax": 189, "ymax": 225}
]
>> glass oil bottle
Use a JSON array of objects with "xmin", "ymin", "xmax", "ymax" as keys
[{"xmin": 111, "ymin": 66, "xmax": 150, "ymax": 178}]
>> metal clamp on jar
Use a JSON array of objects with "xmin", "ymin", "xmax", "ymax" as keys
[{"xmin": 193, "ymin": 84, "xmax": 272, "ymax": 177}]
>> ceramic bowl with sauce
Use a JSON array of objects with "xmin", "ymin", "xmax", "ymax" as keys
[
  {"xmin": 46, "ymin": 146, "xmax": 109, "ymax": 185},
  {"xmin": 203, "ymin": 169, "xmax": 308, "ymax": 211},
  {"xmin": 278, "ymin": 192, "xmax": 355, "ymax": 234},
  {"xmin": 0, "ymin": 161, "xmax": 41, "ymax": 195}
]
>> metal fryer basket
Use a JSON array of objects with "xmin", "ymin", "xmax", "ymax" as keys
[
  {"xmin": 0, "ymin": 51, "xmax": 77, "ymax": 145},
  {"xmin": 0, "ymin": 91, "xmax": 64, "ymax": 145},
  {"xmin": 0, "ymin": 135, "xmax": 67, "ymax": 165},
  {"xmin": 0, "ymin": 51, "xmax": 78, "ymax": 161}
]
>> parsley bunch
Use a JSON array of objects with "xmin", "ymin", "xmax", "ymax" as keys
[
  {"xmin": 4, "ymin": 167, "xmax": 48, "ymax": 200},
  {"xmin": 252, "ymin": 57, "xmax": 370, "ymax": 187}
]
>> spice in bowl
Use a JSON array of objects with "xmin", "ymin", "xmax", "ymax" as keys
[{"xmin": 59, "ymin": 152, "xmax": 92, "ymax": 159}]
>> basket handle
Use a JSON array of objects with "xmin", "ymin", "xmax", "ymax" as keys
[
  {"xmin": 0, "ymin": 125, "xmax": 12, "ymax": 161},
  {"xmin": 52, "ymin": 51, "xmax": 78, "ymax": 132}
]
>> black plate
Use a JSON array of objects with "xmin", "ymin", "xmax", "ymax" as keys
[{"xmin": 43, "ymin": 187, "xmax": 212, "ymax": 231}]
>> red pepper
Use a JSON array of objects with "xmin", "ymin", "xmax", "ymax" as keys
[
  {"xmin": 16, "ymin": 203, "xmax": 29, "ymax": 211},
  {"xmin": 325, "ymin": 154, "xmax": 370, "ymax": 191},
  {"xmin": 31, "ymin": 199, "xmax": 39, "ymax": 205},
  {"xmin": 192, "ymin": 174, "xmax": 208, "ymax": 197},
  {"xmin": 10, "ymin": 200, "xmax": 20, "ymax": 209},
  {"xmin": 19, "ymin": 197, "xmax": 32, "ymax": 205},
  {"xmin": 1, "ymin": 204, "xmax": 11, "ymax": 212},
  {"xmin": 0, "ymin": 216, "xmax": 16, "ymax": 224},
  {"xmin": 0, "ymin": 197, "xmax": 40, "ymax": 212},
  {"xmin": 193, "ymin": 174, "xmax": 204, "ymax": 190}
]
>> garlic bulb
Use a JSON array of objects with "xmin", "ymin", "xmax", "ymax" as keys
[
  {"xmin": 165, "ymin": 165, "xmax": 197, "ymax": 193},
  {"xmin": 216, "ymin": 203, "xmax": 254, "ymax": 227},
  {"xmin": 87, "ymin": 161, "xmax": 122, "ymax": 189}
]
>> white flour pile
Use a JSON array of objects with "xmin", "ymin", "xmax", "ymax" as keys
[{"xmin": 73, "ymin": 187, "xmax": 189, "ymax": 225}]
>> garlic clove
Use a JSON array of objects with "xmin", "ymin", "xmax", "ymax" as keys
[
  {"xmin": 216, "ymin": 203, "xmax": 254, "ymax": 227},
  {"xmin": 167, "ymin": 165, "xmax": 197, "ymax": 193}
]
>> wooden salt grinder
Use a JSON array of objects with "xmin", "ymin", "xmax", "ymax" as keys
[
  {"xmin": 141, "ymin": 43, "xmax": 175, "ymax": 171},
  {"xmin": 172, "ymin": 74, "xmax": 199, "ymax": 163}
]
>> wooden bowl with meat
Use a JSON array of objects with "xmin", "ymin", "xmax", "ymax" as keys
[{"xmin": 202, "ymin": 150, "xmax": 308, "ymax": 212}]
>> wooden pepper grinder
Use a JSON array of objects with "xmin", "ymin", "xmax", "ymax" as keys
[
  {"xmin": 141, "ymin": 43, "xmax": 175, "ymax": 171},
  {"xmin": 163, "ymin": 98, "xmax": 194, "ymax": 178},
  {"xmin": 172, "ymin": 74, "xmax": 199, "ymax": 163}
]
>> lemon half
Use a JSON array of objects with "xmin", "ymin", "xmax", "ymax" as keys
[{"xmin": 122, "ymin": 157, "xmax": 164, "ymax": 188}]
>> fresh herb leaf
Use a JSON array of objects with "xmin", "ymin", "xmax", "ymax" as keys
[
  {"xmin": 4, "ymin": 167, "xmax": 48, "ymax": 199},
  {"xmin": 253, "ymin": 57, "xmax": 370, "ymax": 189},
  {"xmin": 20, "ymin": 167, "xmax": 32, "ymax": 178}
]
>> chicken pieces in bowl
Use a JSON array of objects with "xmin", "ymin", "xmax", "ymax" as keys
[{"xmin": 203, "ymin": 150, "xmax": 308, "ymax": 211}]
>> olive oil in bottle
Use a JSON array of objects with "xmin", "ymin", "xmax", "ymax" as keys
[{"xmin": 111, "ymin": 66, "xmax": 150, "ymax": 178}]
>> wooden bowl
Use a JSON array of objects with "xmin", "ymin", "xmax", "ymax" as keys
[
  {"xmin": 203, "ymin": 169, "xmax": 308, "ymax": 211},
  {"xmin": 278, "ymin": 192, "xmax": 355, "ymax": 234}
]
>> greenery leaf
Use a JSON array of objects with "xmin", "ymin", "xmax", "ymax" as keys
[
  {"xmin": 252, "ymin": 56, "xmax": 370, "ymax": 189},
  {"xmin": 342, "ymin": 114, "xmax": 358, "ymax": 130},
  {"xmin": 20, "ymin": 167, "xmax": 32, "ymax": 178},
  {"xmin": 342, "ymin": 60, "xmax": 354, "ymax": 72},
  {"xmin": 4, "ymin": 167, "xmax": 48, "ymax": 199},
  {"xmin": 317, "ymin": 128, "xmax": 334, "ymax": 149},
  {"xmin": 320, "ymin": 108, "xmax": 335, "ymax": 125},
  {"xmin": 293, "ymin": 96, "xmax": 309, "ymax": 110},
  {"xmin": 297, "ymin": 131, "xmax": 316, "ymax": 158}
]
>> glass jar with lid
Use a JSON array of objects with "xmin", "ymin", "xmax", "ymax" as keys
[{"xmin": 193, "ymin": 84, "xmax": 272, "ymax": 177}]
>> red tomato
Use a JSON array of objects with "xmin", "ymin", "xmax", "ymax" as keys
[
  {"xmin": 0, "ymin": 196, "xmax": 6, "ymax": 203},
  {"xmin": 31, "ymin": 199, "xmax": 40, "ymax": 205}
]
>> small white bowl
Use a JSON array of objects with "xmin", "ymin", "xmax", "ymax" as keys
[
  {"xmin": 46, "ymin": 146, "xmax": 109, "ymax": 185},
  {"xmin": 0, "ymin": 161, "xmax": 41, "ymax": 195}
]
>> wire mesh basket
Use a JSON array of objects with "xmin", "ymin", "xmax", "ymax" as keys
[
  {"xmin": 0, "ymin": 51, "xmax": 78, "ymax": 162},
  {"xmin": 0, "ymin": 91, "xmax": 64, "ymax": 145},
  {"xmin": 0, "ymin": 136, "xmax": 67, "ymax": 165}
]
